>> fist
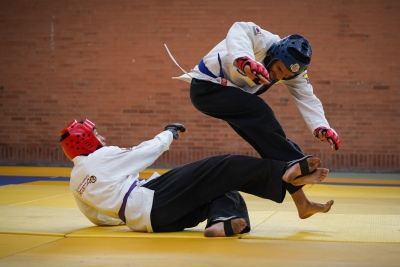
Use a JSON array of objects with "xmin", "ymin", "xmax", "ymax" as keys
[
  {"xmin": 164, "ymin": 123, "xmax": 186, "ymax": 139},
  {"xmin": 314, "ymin": 127, "xmax": 341, "ymax": 151},
  {"xmin": 237, "ymin": 56, "xmax": 270, "ymax": 84}
]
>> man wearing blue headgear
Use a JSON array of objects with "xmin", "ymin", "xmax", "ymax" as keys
[{"xmin": 172, "ymin": 22, "xmax": 340, "ymax": 218}]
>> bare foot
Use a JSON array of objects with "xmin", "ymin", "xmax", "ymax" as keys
[
  {"xmin": 291, "ymin": 188, "xmax": 334, "ymax": 219},
  {"xmin": 291, "ymin": 168, "xmax": 329, "ymax": 186},
  {"xmin": 203, "ymin": 218, "xmax": 247, "ymax": 237},
  {"xmin": 282, "ymin": 157, "xmax": 321, "ymax": 183},
  {"xmin": 298, "ymin": 200, "xmax": 334, "ymax": 219}
]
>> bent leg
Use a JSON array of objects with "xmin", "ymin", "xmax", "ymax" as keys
[
  {"xmin": 143, "ymin": 154, "xmax": 287, "ymax": 228},
  {"xmin": 190, "ymin": 79, "xmax": 297, "ymax": 160},
  {"xmin": 229, "ymin": 123, "xmax": 304, "ymax": 194},
  {"xmin": 151, "ymin": 203, "xmax": 210, "ymax": 232},
  {"xmin": 190, "ymin": 79, "xmax": 332, "ymax": 218},
  {"xmin": 204, "ymin": 191, "xmax": 250, "ymax": 236},
  {"xmin": 151, "ymin": 191, "xmax": 250, "ymax": 235},
  {"xmin": 190, "ymin": 78, "xmax": 304, "ymax": 194}
]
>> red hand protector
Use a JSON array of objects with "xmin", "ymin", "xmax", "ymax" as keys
[
  {"xmin": 237, "ymin": 56, "xmax": 270, "ymax": 82},
  {"xmin": 314, "ymin": 127, "xmax": 341, "ymax": 150}
]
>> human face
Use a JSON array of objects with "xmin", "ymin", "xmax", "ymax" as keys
[
  {"xmin": 94, "ymin": 128, "xmax": 106, "ymax": 146},
  {"xmin": 267, "ymin": 59, "xmax": 295, "ymax": 81}
]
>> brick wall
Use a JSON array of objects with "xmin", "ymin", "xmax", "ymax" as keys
[{"xmin": 1, "ymin": 0, "xmax": 399, "ymax": 171}]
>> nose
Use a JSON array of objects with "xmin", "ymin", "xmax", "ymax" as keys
[{"xmin": 275, "ymin": 71, "xmax": 284, "ymax": 81}]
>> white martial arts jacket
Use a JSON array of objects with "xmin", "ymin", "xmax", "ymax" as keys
[
  {"xmin": 69, "ymin": 131, "xmax": 174, "ymax": 232},
  {"xmin": 174, "ymin": 21, "xmax": 330, "ymax": 133}
]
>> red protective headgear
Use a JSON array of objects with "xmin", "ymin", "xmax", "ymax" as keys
[{"xmin": 60, "ymin": 119, "xmax": 103, "ymax": 160}]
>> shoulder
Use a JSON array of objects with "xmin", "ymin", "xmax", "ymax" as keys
[
  {"xmin": 85, "ymin": 146, "xmax": 125, "ymax": 160},
  {"xmin": 232, "ymin": 22, "xmax": 280, "ymax": 39},
  {"xmin": 96, "ymin": 146, "xmax": 121, "ymax": 153}
]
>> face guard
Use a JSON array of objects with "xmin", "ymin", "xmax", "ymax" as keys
[
  {"xmin": 264, "ymin": 34, "xmax": 312, "ymax": 76},
  {"xmin": 59, "ymin": 119, "xmax": 103, "ymax": 160}
]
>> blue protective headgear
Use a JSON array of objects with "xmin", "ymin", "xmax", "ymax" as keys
[{"xmin": 264, "ymin": 34, "xmax": 312, "ymax": 76}]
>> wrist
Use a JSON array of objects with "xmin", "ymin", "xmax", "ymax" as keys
[
  {"xmin": 237, "ymin": 56, "xmax": 251, "ymax": 71},
  {"xmin": 314, "ymin": 126, "xmax": 327, "ymax": 137},
  {"xmin": 165, "ymin": 128, "xmax": 179, "ymax": 139}
]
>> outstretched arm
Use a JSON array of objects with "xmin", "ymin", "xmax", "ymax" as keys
[{"xmin": 109, "ymin": 124, "xmax": 187, "ymax": 175}]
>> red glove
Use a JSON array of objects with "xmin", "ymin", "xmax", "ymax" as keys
[
  {"xmin": 314, "ymin": 127, "xmax": 341, "ymax": 150},
  {"xmin": 237, "ymin": 56, "xmax": 270, "ymax": 84}
]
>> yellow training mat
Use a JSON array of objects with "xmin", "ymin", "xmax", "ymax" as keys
[
  {"xmin": 0, "ymin": 206, "xmax": 93, "ymax": 236},
  {"xmin": 0, "ymin": 182, "xmax": 74, "ymax": 207},
  {"xmin": 1, "ymin": 168, "xmax": 400, "ymax": 267},
  {"xmin": 66, "ymin": 211, "xmax": 276, "ymax": 238},
  {"xmin": 67, "ymin": 225, "xmax": 206, "ymax": 239},
  {"xmin": 305, "ymin": 183, "xmax": 400, "ymax": 198},
  {"xmin": 1, "ymin": 174, "xmax": 400, "ymax": 244},
  {"xmin": 0, "ymin": 234, "xmax": 63, "ymax": 258},
  {"xmin": 243, "ymin": 211, "xmax": 400, "ymax": 243},
  {"xmin": 0, "ymin": 181, "xmax": 92, "ymax": 236}
]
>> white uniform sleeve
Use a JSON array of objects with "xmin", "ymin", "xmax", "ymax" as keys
[
  {"xmin": 74, "ymin": 196, "xmax": 125, "ymax": 226},
  {"xmin": 225, "ymin": 22, "xmax": 279, "ymax": 64},
  {"xmin": 104, "ymin": 131, "xmax": 174, "ymax": 175},
  {"xmin": 282, "ymin": 71, "xmax": 330, "ymax": 133}
]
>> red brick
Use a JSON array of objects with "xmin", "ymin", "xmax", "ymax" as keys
[{"xmin": 0, "ymin": 0, "xmax": 399, "ymax": 170}]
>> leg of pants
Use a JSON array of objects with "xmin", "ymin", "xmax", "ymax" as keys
[
  {"xmin": 143, "ymin": 154, "xmax": 286, "ymax": 232},
  {"xmin": 150, "ymin": 191, "xmax": 250, "ymax": 234},
  {"xmin": 205, "ymin": 191, "xmax": 251, "ymax": 234},
  {"xmin": 190, "ymin": 78, "xmax": 304, "ymax": 194}
]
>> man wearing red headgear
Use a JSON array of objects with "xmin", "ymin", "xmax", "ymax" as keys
[{"xmin": 60, "ymin": 120, "xmax": 331, "ymax": 237}]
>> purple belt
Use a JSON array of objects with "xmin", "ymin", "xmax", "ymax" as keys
[{"xmin": 118, "ymin": 180, "xmax": 138, "ymax": 223}]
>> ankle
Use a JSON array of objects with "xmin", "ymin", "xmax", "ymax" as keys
[{"xmin": 282, "ymin": 164, "xmax": 300, "ymax": 183}]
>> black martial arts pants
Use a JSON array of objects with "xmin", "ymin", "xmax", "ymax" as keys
[
  {"xmin": 190, "ymin": 78, "xmax": 305, "ymax": 194},
  {"xmin": 143, "ymin": 154, "xmax": 287, "ymax": 233}
]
